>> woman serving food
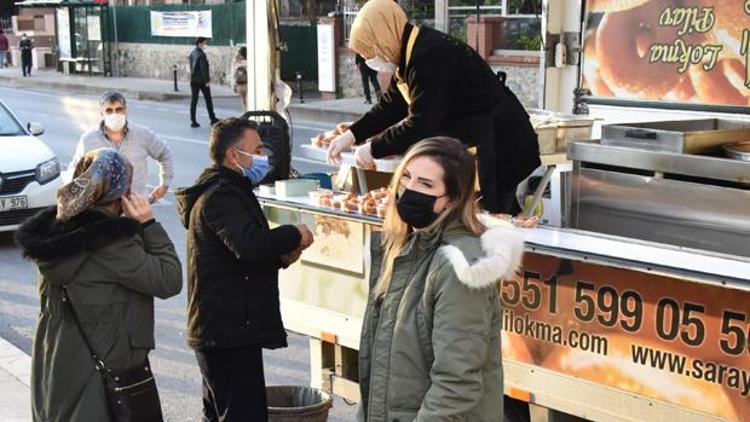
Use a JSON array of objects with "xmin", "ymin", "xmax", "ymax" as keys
[{"xmin": 325, "ymin": 0, "xmax": 540, "ymax": 214}]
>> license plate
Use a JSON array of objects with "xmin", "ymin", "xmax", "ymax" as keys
[{"xmin": 0, "ymin": 196, "xmax": 28, "ymax": 212}]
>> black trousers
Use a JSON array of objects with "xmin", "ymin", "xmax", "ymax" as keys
[
  {"xmin": 359, "ymin": 65, "xmax": 381, "ymax": 102},
  {"xmin": 190, "ymin": 81, "xmax": 218, "ymax": 123},
  {"xmin": 195, "ymin": 344, "xmax": 268, "ymax": 422},
  {"xmin": 21, "ymin": 53, "xmax": 32, "ymax": 76}
]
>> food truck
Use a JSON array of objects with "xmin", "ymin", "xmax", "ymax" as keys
[{"xmin": 248, "ymin": 1, "xmax": 750, "ymax": 420}]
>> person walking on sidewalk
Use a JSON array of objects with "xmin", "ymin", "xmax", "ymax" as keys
[
  {"xmin": 355, "ymin": 53, "xmax": 381, "ymax": 104},
  {"xmin": 15, "ymin": 148, "xmax": 182, "ymax": 422},
  {"xmin": 176, "ymin": 118, "xmax": 315, "ymax": 421},
  {"xmin": 70, "ymin": 91, "xmax": 174, "ymax": 203},
  {"xmin": 20, "ymin": 33, "xmax": 33, "ymax": 77},
  {"xmin": 232, "ymin": 46, "xmax": 249, "ymax": 112},
  {"xmin": 189, "ymin": 37, "xmax": 219, "ymax": 128},
  {"xmin": 0, "ymin": 30, "xmax": 9, "ymax": 68}
]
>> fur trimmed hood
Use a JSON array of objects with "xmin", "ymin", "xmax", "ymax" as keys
[
  {"xmin": 15, "ymin": 207, "xmax": 140, "ymax": 262},
  {"xmin": 439, "ymin": 214, "xmax": 525, "ymax": 289}
]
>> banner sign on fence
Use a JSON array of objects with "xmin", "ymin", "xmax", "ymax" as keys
[
  {"xmin": 582, "ymin": 0, "xmax": 750, "ymax": 108},
  {"xmin": 317, "ymin": 23, "xmax": 336, "ymax": 92},
  {"xmin": 502, "ymin": 252, "xmax": 750, "ymax": 420},
  {"xmin": 56, "ymin": 8, "xmax": 71, "ymax": 59},
  {"xmin": 150, "ymin": 10, "xmax": 212, "ymax": 38}
]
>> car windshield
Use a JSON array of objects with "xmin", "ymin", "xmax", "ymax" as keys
[{"xmin": 0, "ymin": 104, "xmax": 26, "ymax": 136}]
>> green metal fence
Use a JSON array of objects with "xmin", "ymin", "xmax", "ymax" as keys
[
  {"xmin": 109, "ymin": 3, "xmax": 245, "ymax": 46},
  {"xmin": 107, "ymin": 4, "xmax": 318, "ymax": 82},
  {"xmin": 279, "ymin": 25, "xmax": 317, "ymax": 81}
]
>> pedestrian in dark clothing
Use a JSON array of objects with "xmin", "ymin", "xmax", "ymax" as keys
[
  {"xmin": 356, "ymin": 53, "xmax": 381, "ymax": 104},
  {"xmin": 0, "ymin": 29, "xmax": 9, "ymax": 68},
  {"xmin": 189, "ymin": 37, "xmax": 219, "ymax": 128},
  {"xmin": 15, "ymin": 148, "xmax": 182, "ymax": 422},
  {"xmin": 175, "ymin": 118, "xmax": 315, "ymax": 421},
  {"xmin": 20, "ymin": 33, "xmax": 34, "ymax": 77}
]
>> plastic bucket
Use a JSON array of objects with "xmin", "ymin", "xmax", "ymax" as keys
[{"xmin": 267, "ymin": 386, "xmax": 333, "ymax": 422}]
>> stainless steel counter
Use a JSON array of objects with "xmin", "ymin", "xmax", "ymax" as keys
[
  {"xmin": 257, "ymin": 191, "xmax": 750, "ymax": 288},
  {"xmin": 567, "ymin": 141, "xmax": 750, "ymax": 257}
]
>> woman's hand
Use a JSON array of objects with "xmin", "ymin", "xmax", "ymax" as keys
[
  {"xmin": 354, "ymin": 143, "xmax": 376, "ymax": 170},
  {"xmin": 327, "ymin": 130, "xmax": 355, "ymax": 165},
  {"xmin": 121, "ymin": 193, "xmax": 154, "ymax": 224}
]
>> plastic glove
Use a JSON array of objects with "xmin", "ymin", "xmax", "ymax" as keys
[
  {"xmin": 354, "ymin": 143, "xmax": 376, "ymax": 170},
  {"xmin": 327, "ymin": 130, "xmax": 356, "ymax": 165}
]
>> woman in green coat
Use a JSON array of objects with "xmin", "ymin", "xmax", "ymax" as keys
[
  {"xmin": 15, "ymin": 148, "xmax": 182, "ymax": 422},
  {"xmin": 358, "ymin": 138, "xmax": 525, "ymax": 421}
]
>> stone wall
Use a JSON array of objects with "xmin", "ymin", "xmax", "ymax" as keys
[
  {"xmin": 114, "ymin": 43, "xmax": 238, "ymax": 86},
  {"xmin": 488, "ymin": 55, "xmax": 543, "ymax": 109},
  {"xmin": 337, "ymin": 48, "xmax": 363, "ymax": 98},
  {"xmin": 334, "ymin": 47, "xmax": 542, "ymax": 109}
]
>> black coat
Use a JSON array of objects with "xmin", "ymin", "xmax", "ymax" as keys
[
  {"xmin": 349, "ymin": 24, "xmax": 540, "ymax": 213},
  {"xmin": 175, "ymin": 166, "xmax": 301, "ymax": 350},
  {"xmin": 189, "ymin": 47, "xmax": 210, "ymax": 84}
]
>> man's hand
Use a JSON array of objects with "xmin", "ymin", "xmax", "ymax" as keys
[
  {"xmin": 281, "ymin": 247, "xmax": 303, "ymax": 267},
  {"xmin": 122, "ymin": 193, "xmax": 154, "ymax": 223},
  {"xmin": 296, "ymin": 224, "xmax": 314, "ymax": 249},
  {"xmin": 149, "ymin": 185, "xmax": 168, "ymax": 204}
]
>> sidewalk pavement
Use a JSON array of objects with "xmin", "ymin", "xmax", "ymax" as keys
[
  {"xmin": 0, "ymin": 67, "xmax": 235, "ymax": 101},
  {"xmin": 287, "ymin": 97, "xmax": 372, "ymax": 125},
  {"xmin": 0, "ymin": 337, "xmax": 31, "ymax": 421},
  {"xmin": 0, "ymin": 65, "xmax": 373, "ymax": 124}
]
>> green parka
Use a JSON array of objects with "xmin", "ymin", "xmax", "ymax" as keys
[
  {"xmin": 15, "ymin": 208, "xmax": 183, "ymax": 422},
  {"xmin": 358, "ymin": 215, "xmax": 524, "ymax": 422}
]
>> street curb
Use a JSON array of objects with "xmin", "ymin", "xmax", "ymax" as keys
[
  {"xmin": 287, "ymin": 104, "xmax": 362, "ymax": 125},
  {"xmin": 0, "ymin": 337, "xmax": 31, "ymax": 388},
  {"xmin": 0, "ymin": 75, "xmax": 235, "ymax": 101}
]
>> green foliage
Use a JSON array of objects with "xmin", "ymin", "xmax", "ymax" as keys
[{"xmin": 509, "ymin": 34, "xmax": 541, "ymax": 50}]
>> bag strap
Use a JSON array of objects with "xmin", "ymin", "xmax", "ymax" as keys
[
  {"xmin": 61, "ymin": 286, "xmax": 108, "ymax": 375},
  {"xmin": 59, "ymin": 256, "xmax": 111, "ymax": 377}
]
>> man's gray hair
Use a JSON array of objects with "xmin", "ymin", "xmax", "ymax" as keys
[{"xmin": 100, "ymin": 91, "xmax": 127, "ymax": 107}]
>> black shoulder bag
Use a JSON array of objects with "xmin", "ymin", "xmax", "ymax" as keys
[{"xmin": 61, "ymin": 286, "xmax": 164, "ymax": 422}]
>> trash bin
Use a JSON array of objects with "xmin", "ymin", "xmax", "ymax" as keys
[{"xmin": 267, "ymin": 386, "xmax": 333, "ymax": 422}]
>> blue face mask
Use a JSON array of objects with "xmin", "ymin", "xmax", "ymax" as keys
[{"xmin": 243, "ymin": 154, "xmax": 270, "ymax": 185}]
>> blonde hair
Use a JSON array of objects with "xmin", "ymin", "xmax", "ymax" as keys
[{"xmin": 375, "ymin": 138, "xmax": 485, "ymax": 298}]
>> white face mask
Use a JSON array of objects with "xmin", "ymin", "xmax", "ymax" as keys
[
  {"xmin": 103, "ymin": 113, "xmax": 127, "ymax": 131},
  {"xmin": 366, "ymin": 56, "xmax": 397, "ymax": 74}
]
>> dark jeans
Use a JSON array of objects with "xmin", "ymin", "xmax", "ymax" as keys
[
  {"xmin": 195, "ymin": 344, "xmax": 268, "ymax": 422},
  {"xmin": 359, "ymin": 65, "xmax": 381, "ymax": 102},
  {"xmin": 21, "ymin": 53, "xmax": 32, "ymax": 76},
  {"xmin": 190, "ymin": 81, "xmax": 217, "ymax": 123}
]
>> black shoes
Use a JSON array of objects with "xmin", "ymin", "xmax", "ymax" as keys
[{"xmin": 191, "ymin": 119, "xmax": 219, "ymax": 128}]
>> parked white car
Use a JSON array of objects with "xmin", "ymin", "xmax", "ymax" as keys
[{"xmin": 0, "ymin": 100, "xmax": 62, "ymax": 232}]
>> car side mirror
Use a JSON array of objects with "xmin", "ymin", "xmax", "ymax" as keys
[{"xmin": 28, "ymin": 122, "xmax": 45, "ymax": 136}]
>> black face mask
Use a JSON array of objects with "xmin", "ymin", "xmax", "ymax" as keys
[{"xmin": 396, "ymin": 187, "xmax": 445, "ymax": 229}]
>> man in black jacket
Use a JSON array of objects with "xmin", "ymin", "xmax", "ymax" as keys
[
  {"xmin": 20, "ymin": 33, "xmax": 33, "ymax": 77},
  {"xmin": 189, "ymin": 37, "xmax": 219, "ymax": 128},
  {"xmin": 355, "ymin": 53, "xmax": 381, "ymax": 104},
  {"xmin": 176, "ymin": 118, "xmax": 314, "ymax": 421}
]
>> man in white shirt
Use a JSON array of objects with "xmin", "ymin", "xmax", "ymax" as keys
[{"xmin": 70, "ymin": 91, "xmax": 174, "ymax": 203}]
